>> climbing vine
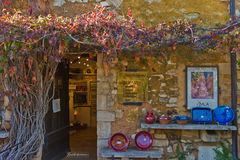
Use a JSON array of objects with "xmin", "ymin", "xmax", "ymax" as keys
[{"xmin": 0, "ymin": 5, "xmax": 240, "ymax": 159}]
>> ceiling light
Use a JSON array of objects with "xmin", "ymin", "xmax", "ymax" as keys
[
  {"xmin": 83, "ymin": 63, "xmax": 86, "ymax": 65},
  {"xmin": 70, "ymin": 61, "xmax": 73, "ymax": 64},
  {"xmin": 78, "ymin": 61, "xmax": 81, "ymax": 64},
  {"xmin": 87, "ymin": 64, "xmax": 89, "ymax": 67},
  {"xmin": 86, "ymin": 58, "xmax": 89, "ymax": 61},
  {"xmin": 77, "ymin": 56, "xmax": 80, "ymax": 59}
]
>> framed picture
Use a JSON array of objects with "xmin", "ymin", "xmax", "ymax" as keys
[
  {"xmin": 186, "ymin": 66, "xmax": 218, "ymax": 109},
  {"xmin": 118, "ymin": 72, "xmax": 148, "ymax": 105}
]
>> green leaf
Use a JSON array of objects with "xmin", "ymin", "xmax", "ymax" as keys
[
  {"xmin": 0, "ymin": 67, "xmax": 4, "ymax": 73},
  {"xmin": 0, "ymin": 56, "xmax": 7, "ymax": 63}
]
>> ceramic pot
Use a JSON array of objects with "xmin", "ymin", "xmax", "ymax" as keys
[
  {"xmin": 175, "ymin": 115, "xmax": 190, "ymax": 125},
  {"xmin": 108, "ymin": 133, "xmax": 129, "ymax": 152},
  {"xmin": 135, "ymin": 131, "xmax": 153, "ymax": 150},
  {"xmin": 159, "ymin": 115, "xmax": 172, "ymax": 124},
  {"xmin": 144, "ymin": 112, "xmax": 155, "ymax": 124}
]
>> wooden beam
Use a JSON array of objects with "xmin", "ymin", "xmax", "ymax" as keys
[
  {"xmin": 231, "ymin": 52, "xmax": 239, "ymax": 160},
  {"xmin": 229, "ymin": 0, "xmax": 238, "ymax": 159}
]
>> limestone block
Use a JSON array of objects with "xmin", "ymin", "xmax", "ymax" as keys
[
  {"xmin": 166, "ymin": 104, "xmax": 177, "ymax": 107},
  {"xmin": 154, "ymin": 133, "xmax": 167, "ymax": 139},
  {"xmin": 159, "ymin": 94, "xmax": 168, "ymax": 98},
  {"xmin": 200, "ymin": 130, "xmax": 220, "ymax": 142},
  {"xmin": 166, "ymin": 69, "xmax": 177, "ymax": 76},
  {"xmin": 159, "ymin": 97, "xmax": 168, "ymax": 103},
  {"xmin": 160, "ymin": 83, "xmax": 167, "ymax": 87},
  {"xmin": 97, "ymin": 138, "xmax": 109, "ymax": 157},
  {"xmin": 97, "ymin": 95, "xmax": 107, "ymax": 110},
  {"xmin": 97, "ymin": 111, "xmax": 115, "ymax": 122},
  {"xmin": 97, "ymin": 82, "xmax": 110, "ymax": 95},
  {"xmin": 115, "ymin": 109, "xmax": 123, "ymax": 118},
  {"xmin": 169, "ymin": 88, "xmax": 178, "ymax": 91},
  {"xmin": 153, "ymin": 139, "xmax": 169, "ymax": 147},
  {"xmin": 169, "ymin": 98, "xmax": 178, "ymax": 103},
  {"xmin": 106, "ymin": 95, "xmax": 115, "ymax": 107},
  {"xmin": 218, "ymin": 131, "xmax": 232, "ymax": 139},
  {"xmin": 97, "ymin": 68, "xmax": 105, "ymax": 82},
  {"xmin": 198, "ymin": 146, "xmax": 216, "ymax": 160},
  {"xmin": 181, "ymin": 130, "xmax": 199, "ymax": 139},
  {"xmin": 97, "ymin": 122, "xmax": 111, "ymax": 138},
  {"xmin": 97, "ymin": 138, "xmax": 109, "ymax": 148}
]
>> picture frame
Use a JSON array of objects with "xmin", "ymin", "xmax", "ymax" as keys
[
  {"xmin": 117, "ymin": 72, "xmax": 148, "ymax": 105},
  {"xmin": 186, "ymin": 66, "xmax": 218, "ymax": 109}
]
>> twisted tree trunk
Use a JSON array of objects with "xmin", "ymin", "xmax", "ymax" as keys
[{"xmin": 0, "ymin": 49, "xmax": 59, "ymax": 159}]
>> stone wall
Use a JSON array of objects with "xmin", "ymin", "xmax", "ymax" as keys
[{"xmin": 96, "ymin": 47, "xmax": 237, "ymax": 160}]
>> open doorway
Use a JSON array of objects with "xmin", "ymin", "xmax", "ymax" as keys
[{"xmin": 68, "ymin": 53, "xmax": 97, "ymax": 160}]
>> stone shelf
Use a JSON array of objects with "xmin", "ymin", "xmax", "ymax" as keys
[
  {"xmin": 100, "ymin": 147, "xmax": 162, "ymax": 158},
  {"xmin": 0, "ymin": 130, "xmax": 9, "ymax": 139},
  {"xmin": 141, "ymin": 123, "xmax": 237, "ymax": 131}
]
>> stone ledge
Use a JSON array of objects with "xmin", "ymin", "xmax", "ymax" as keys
[
  {"xmin": 100, "ymin": 147, "xmax": 161, "ymax": 158},
  {"xmin": 141, "ymin": 123, "xmax": 237, "ymax": 131}
]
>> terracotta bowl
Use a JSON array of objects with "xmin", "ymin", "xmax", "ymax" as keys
[
  {"xmin": 175, "ymin": 116, "xmax": 190, "ymax": 125},
  {"xmin": 176, "ymin": 119, "xmax": 189, "ymax": 125},
  {"xmin": 135, "ymin": 131, "xmax": 153, "ymax": 150},
  {"xmin": 159, "ymin": 116, "xmax": 172, "ymax": 124},
  {"xmin": 108, "ymin": 133, "xmax": 129, "ymax": 152}
]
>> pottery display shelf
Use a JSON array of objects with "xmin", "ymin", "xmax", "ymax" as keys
[
  {"xmin": 141, "ymin": 123, "xmax": 237, "ymax": 131},
  {"xmin": 100, "ymin": 147, "xmax": 162, "ymax": 159}
]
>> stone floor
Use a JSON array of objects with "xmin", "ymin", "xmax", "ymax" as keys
[{"xmin": 64, "ymin": 127, "xmax": 97, "ymax": 160}]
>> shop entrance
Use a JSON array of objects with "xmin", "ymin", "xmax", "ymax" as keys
[
  {"xmin": 43, "ymin": 53, "xmax": 97, "ymax": 160},
  {"xmin": 68, "ymin": 53, "xmax": 97, "ymax": 160}
]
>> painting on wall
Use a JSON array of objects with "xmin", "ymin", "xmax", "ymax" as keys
[{"xmin": 186, "ymin": 66, "xmax": 218, "ymax": 109}]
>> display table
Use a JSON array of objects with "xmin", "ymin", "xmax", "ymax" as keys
[{"xmin": 100, "ymin": 147, "xmax": 162, "ymax": 159}]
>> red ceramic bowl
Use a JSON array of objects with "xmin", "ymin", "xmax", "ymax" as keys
[
  {"xmin": 159, "ymin": 115, "xmax": 172, "ymax": 124},
  {"xmin": 108, "ymin": 133, "xmax": 129, "ymax": 152},
  {"xmin": 135, "ymin": 131, "xmax": 153, "ymax": 150}
]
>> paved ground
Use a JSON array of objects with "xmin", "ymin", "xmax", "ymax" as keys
[{"xmin": 64, "ymin": 127, "xmax": 97, "ymax": 160}]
